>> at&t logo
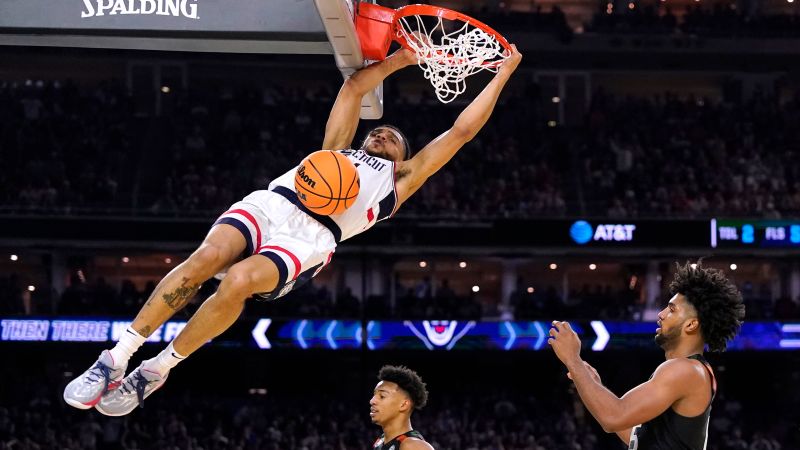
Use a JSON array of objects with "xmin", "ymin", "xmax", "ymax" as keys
[{"xmin": 570, "ymin": 220, "xmax": 636, "ymax": 244}]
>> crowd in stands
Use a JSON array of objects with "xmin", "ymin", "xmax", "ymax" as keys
[
  {"xmin": 1, "ymin": 269, "xmax": 797, "ymax": 321},
  {"xmin": 0, "ymin": 356, "xmax": 797, "ymax": 450},
  {"xmin": 0, "ymin": 80, "xmax": 138, "ymax": 214},
  {"xmin": 396, "ymin": 0, "xmax": 800, "ymax": 39},
  {"xmin": 580, "ymin": 88, "xmax": 800, "ymax": 218},
  {"xmin": 3, "ymin": 78, "xmax": 799, "ymax": 220},
  {"xmin": 587, "ymin": 3, "xmax": 800, "ymax": 38}
]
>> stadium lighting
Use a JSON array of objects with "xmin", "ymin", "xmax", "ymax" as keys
[
  {"xmin": 472, "ymin": 285, "xmax": 480, "ymax": 293},
  {"xmin": 27, "ymin": 285, "xmax": 35, "ymax": 292},
  {"xmin": 459, "ymin": 261, "xmax": 467, "ymax": 268},
  {"xmin": 549, "ymin": 263, "xmax": 558, "ymax": 270},
  {"xmin": 527, "ymin": 287, "xmax": 535, "ymax": 293},
  {"xmin": 419, "ymin": 261, "xmax": 427, "ymax": 268},
  {"xmin": 165, "ymin": 257, "xmax": 172, "ymax": 264},
  {"xmin": 10, "ymin": 254, "xmax": 18, "ymax": 261},
  {"xmin": 122, "ymin": 257, "xmax": 130, "ymax": 263},
  {"xmin": 730, "ymin": 263, "xmax": 738, "ymax": 271},
  {"xmin": 589, "ymin": 263, "xmax": 597, "ymax": 270}
]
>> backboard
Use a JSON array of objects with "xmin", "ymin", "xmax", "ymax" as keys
[
  {"xmin": 314, "ymin": 0, "xmax": 383, "ymax": 119},
  {"xmin": 0, "ymin": 0, "xmax": 383, "ymax": 118}
]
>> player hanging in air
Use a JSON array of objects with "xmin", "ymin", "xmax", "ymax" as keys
[
  {"xmin": 370, "ymin": 365, "xmax": 433, "ymax": 450},
  {"xmin": 63, "ymin": 44, "xmax": 522, "ymax": 415},
  {"xmin": 548, "ymin": 261, "xmax": 745, "ymax": 449}
]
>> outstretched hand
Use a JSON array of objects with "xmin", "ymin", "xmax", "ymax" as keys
[
  {"xmin": 548, "ymin": 320, "xmax": 582, "ymax": 366},
  {"xmin": 389, "ymin": 47, "xmax": 419, "ymax": 68},
  {"xmin": 498, "ymin": 44, "xmax": 522, "ymax": 76}
]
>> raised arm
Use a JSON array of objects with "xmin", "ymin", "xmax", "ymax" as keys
[
  {"xmin": 567, "ymin": 362, "xmax": 632, "ymax": 444},
  {"xmin": 567, "ymin": 358, "xmax": 700, "ymax": 432},
  {"xmin": 393, "ymin": 45, "xmax": 522, "ymax": 207},
  {"xmin": 322, "ymin": 50, "xmax": 417, "ymax": 151},
  {"xmin": 549, "ymin": 321, "xmax": 705, "ymax": 434}
]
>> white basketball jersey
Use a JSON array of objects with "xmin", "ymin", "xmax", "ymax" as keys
[{"xmin": 268, "ymin": 149, "xmax": 398, "ymax": 242}]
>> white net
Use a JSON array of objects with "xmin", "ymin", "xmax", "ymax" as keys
[{"xmin": 398, "ymin": 14, "xmax": 508, "ymax": 103}]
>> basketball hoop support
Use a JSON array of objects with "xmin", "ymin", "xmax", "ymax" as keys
[{"xmin": 314, "ymin": 0, "xmax": 383, "ymax": 120}]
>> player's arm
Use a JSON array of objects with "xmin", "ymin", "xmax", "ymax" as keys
[
  {"xmin": 393, "ymin": 45, "xmax": 521, "ymax": 207},
  {"xmin": 322, "ymin": 49, "xmax": 417, "ymax": 151},
  {"xmin": 400, "ymin": 438, "xmax": 435, "ymax": 450},
  {"xmin": 566, "ymin": 358, "xmax": 699, "ymax": 433},
  {"xmin": 550, "ymin": 321, "xmax": 702, "ymax": 434},
  {"xmin": 567, "ymin": 361, "xmax": 631, "ymax": 444}
]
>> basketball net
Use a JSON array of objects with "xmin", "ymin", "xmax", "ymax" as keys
[{"xmin": 397, "ymin": 15, "xmax": 508, "ymax": 103}]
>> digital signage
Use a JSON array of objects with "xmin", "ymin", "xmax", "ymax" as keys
[{"xmin": 3, "ymin": 317, "xmax": 797, "ymax": 352}]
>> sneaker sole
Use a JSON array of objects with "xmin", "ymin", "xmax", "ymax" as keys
[
  {"xmin": 64, "ymin": 396, "xmax": 97, "ymax": 409},
  {"xmin": 63, "ymin": 392, "xmax": 102, "ymax": 409},
  {"xmin": 63, "ymin": 380, "xmax": 121, "ymax": 410},
  {"xmin": 94, "ymin": 379, "xmax": 166, "ymax": 417}
]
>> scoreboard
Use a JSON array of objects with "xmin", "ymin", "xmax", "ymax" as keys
[{"xmin": 712, "ymin": 219, "xmax": 800, "ymax": 249}]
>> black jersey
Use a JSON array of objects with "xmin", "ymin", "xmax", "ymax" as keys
[
  {"xmin": 372, "ymin": 430, "xmax": 425, "ymax": 450},
  {"xmin": 629, "ymin": 354, "xmax": 717, "ymax": 450}
]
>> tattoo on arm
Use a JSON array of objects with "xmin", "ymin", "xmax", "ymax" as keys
[
  {"xmin": 137, "ymin": 325, "xmax": 152, "ymax": 337},
  {"xmin": 161, "ymin": 277, "xmax": 201, "ymax": 311}
]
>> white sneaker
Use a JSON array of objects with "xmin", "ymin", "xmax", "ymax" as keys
[
  {"xmin": 95, "ymin": 363, "xmax": 168, "ymax": 416},
  {"xmin": 63, "ymin": 350, "xmax": 126, "ymax": 409}
]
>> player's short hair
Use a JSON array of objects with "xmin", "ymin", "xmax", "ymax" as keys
[
  {"xmin": 378, "ymin": 365, "xmax": 428, "ymax": 410},
  {"xmin": 669, "ymin": 261, "xmax": 746, "ymax": 352},
  {"xmin": 362, "ymin": 124, "xmax": 412, "ymax": 160}
]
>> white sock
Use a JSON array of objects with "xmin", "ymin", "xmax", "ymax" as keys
[
  {"xmin": 108, "ymin": 326, "xmax": 147, "ymax": 368},
  {"xmin": 144, "ymin": 341, "xmax": 186, "ymax": 377}
]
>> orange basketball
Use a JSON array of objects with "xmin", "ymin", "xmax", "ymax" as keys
[{"xmin": 294, "ymin": 150, "xmax": 360, "ymax": 216}]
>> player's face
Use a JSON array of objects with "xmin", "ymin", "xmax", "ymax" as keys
[
  {"xmin": 369, "ymin": 381, "xmax": 410, "ymax": 425},
  {"xmin": 655, "ymin": 294, "xmax": 697, "ymax": 349},
  {"xmin": 364, "ymin": 127, "xmax": 404, "ymax": 162}
]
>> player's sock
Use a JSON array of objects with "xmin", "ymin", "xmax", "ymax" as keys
[
  {"xmin": 144, "ymin": 341, "xmax": 186, "ymax": 377},
  {"xmin": 108, "ymin": 326, "xmax": 147, "ymax": 367}
]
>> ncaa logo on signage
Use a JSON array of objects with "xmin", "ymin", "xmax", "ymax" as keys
[
  {"xmin": 403, "ymin": 320, "xmax": 476, "ymax": 350},
  {"xmin": 422, "ymin": 320, "xmax": 459, "ymax": 347}
]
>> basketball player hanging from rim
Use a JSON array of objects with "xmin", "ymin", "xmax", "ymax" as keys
[
  {"xmin": 370, "ymin": 365, "xmax": 433, "ymax": 450},
  {"xmin": 63, "ymin": 43, "xmax": 522, "ymax": 415},
  {"xmin": 548, "ymin": 261, "xmax": 746, "ymax": 450}
]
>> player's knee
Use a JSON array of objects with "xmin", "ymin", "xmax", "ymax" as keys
[
  {"xmin": 219, "ymin": 266, "xmax": 261, "ymax": 299},
  {"xmin": 187, "ymin": 244, "xmax": 227, "ymax": 275}
]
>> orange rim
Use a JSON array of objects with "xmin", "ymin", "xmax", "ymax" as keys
[{"xmin": 392, "ymin": 4, "xmax": 512, "ymax": 68}]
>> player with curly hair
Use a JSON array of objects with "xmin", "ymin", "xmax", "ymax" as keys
[
  {"xmin": 549, "ymin": 261, "xmax": 746, "ymax": 449},
  {"xmin": 370, "ymin": 365, "xmax": 433, "ymax": 450}
]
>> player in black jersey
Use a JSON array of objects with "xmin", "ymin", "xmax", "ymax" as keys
[
  {"xmin": 549, "ymin": 261, "xmax": 745, "ymax": 449},
  {"xmin": 370, "ymin": 365, "xmax": 433, "ymax": 450}
]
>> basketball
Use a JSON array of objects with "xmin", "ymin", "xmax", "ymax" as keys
[{"xmin": 294, "ymin": 150, "xmax": 360, "ymax": 216}]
